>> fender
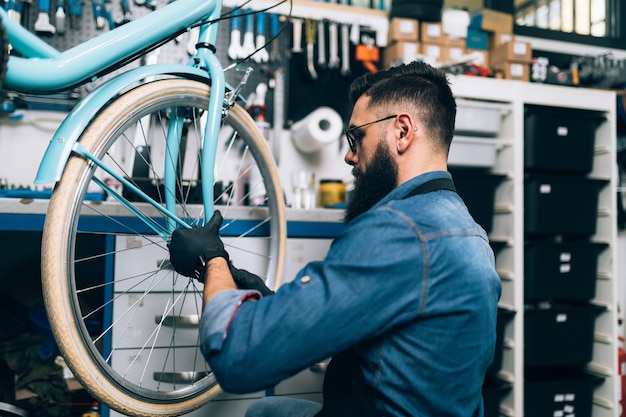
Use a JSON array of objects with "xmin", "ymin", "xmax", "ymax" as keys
[{"xmin": 34, "ymin": 64, "xmax": 230, "ymax": 184}]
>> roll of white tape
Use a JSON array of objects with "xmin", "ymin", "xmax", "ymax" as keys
[{"xmin": 290, "ymin": 107, "xmax": 343, "ymax": 153}]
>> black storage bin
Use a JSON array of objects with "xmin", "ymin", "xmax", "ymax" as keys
[
  {"xmin": 451, "ymin": 170, "xmax": 506, "ymax": 233},
  {"xmin": 524, "ymin": 175, "xmax": 606, "ymax": 237},
  {"xmin": 487, "ymin": 308, "xmax": 515, "ymax": 375},
  {"xmin": 524, "ymin": 105, "xmax": 603, "ymax": 174},
  {"xmin": 524, "ymin": 367, "xmax": 603, "ymax": 417},
  {"xmin": 483, "ymin": 375, "xmax": 512, "ymax": 417},
  {"xmin": 524, "ymin": 303, "xmax": 605, "ymax": 367},
  {"xmin": 524, "ymin": 241, "xmax": 608, "ymax": 302}
]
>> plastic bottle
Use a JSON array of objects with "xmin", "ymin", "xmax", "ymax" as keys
[{"xmin": 82, "ymin": 402, "xmax": 100, "ymax": 417}]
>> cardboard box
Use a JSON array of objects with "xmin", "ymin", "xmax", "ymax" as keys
[
  {"xmin": 489, "ymin": 31, "xmax": 514, "ymax": 49},
  {"xmin": 421, "ymin": 42, "xmax": 446, "ymax": 64},
  {"xmin": 490, "ymin": 40, "xmax": 533, "ymax": 67},
  {"xmin": 420, "ymin": 22, "xmax": 446, "ymax": 44},
  {"xmin": 446, "ymin": 36, "xmax": 466, "ymax": 48},
  {"xmin": 388, "ymin": 18, "xmax": 419, "ymax": 42},
  {"xmin": 466, "ymin": 49, "xmax": 490, "ymax": 67},
  {"xmin": 470, "ymin": 9, "xmax": 513, "ymax": 33},
  {"xmin": 446, "ymin": 46, "xmax": 465, "ymax": 63},
  {"xmin": 493, "ymin": 61, "xmax": 529, "ymax": 82},
  {"xmin": 383, "ymin": 41, "xmax": 420, "ymax": 68},
  {"xmin": 466, "ymin": 28, "xmax": 489, "ymax": 50}
]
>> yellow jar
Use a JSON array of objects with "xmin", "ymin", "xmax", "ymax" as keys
[{"xmin": 318, "ymin": 179, "xmax": 346, "ymax": 208}]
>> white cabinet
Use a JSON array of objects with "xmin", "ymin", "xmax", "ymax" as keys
[
  {"xmin": 109, "ymin": 233, "xmax": 332, "ymax": 417},
  {"xmin": 449, "ymin": 75, "xmax": 619, "ymax": 417}
]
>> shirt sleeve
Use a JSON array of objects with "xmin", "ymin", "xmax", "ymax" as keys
[
  {"xmin": 199, "ymin": 289, "xmax": 261, "ymax": 355},
  {"xmin": 199, "ymin": 208, "xmax": 427, "ymax": 394}
]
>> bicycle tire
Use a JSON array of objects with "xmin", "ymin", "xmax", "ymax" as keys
[{"xmin": 41, "ymin": 78, "xmax": 286, "ymax": 417}]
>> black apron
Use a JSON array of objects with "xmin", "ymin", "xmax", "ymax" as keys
[{"xmin": 314, "ymin": 177, "xmax": 456, "ymax": 417}]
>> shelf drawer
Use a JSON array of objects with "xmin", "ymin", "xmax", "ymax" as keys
[
  {"xmin": 524, "ymin": 303, "xmax": 605, "ymax": 367},
  {"xmin": 524, "ymin": 175, "xmax": 606, "ymax": 237},
  {"xmin": 524, "ymin": 105, "xmax": 603, "ymax": 174},
  {"xmin": 112, "ymin": 292, "xmax": 203, "ymax": 348},
  {"xmin": 524, "ymin": 241, "xmax": 607, "ymax": 302}
]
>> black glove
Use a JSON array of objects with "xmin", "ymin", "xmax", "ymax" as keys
[
  {"xmin": 229, "ymin": 263, "xmax": 274, "ymax": 296},
  {"xmin": 168, "ymin": 211, "xmax": 229, "ymax": 280}
]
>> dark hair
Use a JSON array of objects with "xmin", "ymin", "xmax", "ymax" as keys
[{"xmin": 348, "ymin": 61, "xmax": 456, "ymax": 151}]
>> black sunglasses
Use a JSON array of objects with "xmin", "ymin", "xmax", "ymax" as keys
[{"xmin": 344, "ymin": 115, "xmax": 397, "ymax": 153}]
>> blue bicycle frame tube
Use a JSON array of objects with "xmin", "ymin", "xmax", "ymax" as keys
[{"xmin": 1, "ymin": 0, "xmax": 220, "ymax": 93}]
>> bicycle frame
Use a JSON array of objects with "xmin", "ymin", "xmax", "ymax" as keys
[{"xmin": 1, "ymin": 0, "xmax": 230, "ymax": 236}]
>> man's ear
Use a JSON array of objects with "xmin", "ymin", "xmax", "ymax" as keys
[{"xmin": 396, "ymin": 114, "xmax": 416, "ymax": 153}]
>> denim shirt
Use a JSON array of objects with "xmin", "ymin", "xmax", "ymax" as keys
[{"xmin": 200, "ymin": 170, "xmax": 502, "ymax": 417}]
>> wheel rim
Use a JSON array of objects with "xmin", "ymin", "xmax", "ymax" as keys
[{"xmin": 41, "ymin": 79, "xmax": 285, "ymax": 416}]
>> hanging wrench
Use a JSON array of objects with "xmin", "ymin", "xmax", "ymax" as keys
[
  {"xmin": 227, "ymin": 8, "xmax": 244, "ymax": 60},
  {"xmin": 305, "ymin": 18, "xmax": 318, "ymax": 79},
  {"xmin": 291, "ymin": 17, "xmax": 303, "ymax": 53},
  {"xmin": 253, "ymin": 11, "xmax": 269, "ymax": 63},
  {"xmin": 340, "ymin": 22, "xmax": 351, "ymax": 77},
  {"xmin": 241, "ymin": 9, "xmax": 256, "ymax": 58},
  {"xmin": 327, "ymin": 21, "xmax": 340, "ymax": 69},
  {"xmin": 269, "ymin": 13, "xmax": 281, "ymax": 64},
  {"xmin": 317, "ymin": 19, "xmax": 326, "ymax": 68}
]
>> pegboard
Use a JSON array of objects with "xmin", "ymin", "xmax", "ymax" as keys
[
  {"xmin": 16, "ymin": 1, "xmax": 287, "ymax": 118},
  {"xmin": 12, "ymin": 1, "xmax": 375, "ymax": 142}
]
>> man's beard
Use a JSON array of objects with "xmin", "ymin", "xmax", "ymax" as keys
[{"xmin": 344, "ymin": 139, "xmax": 398, "ymax": 224}]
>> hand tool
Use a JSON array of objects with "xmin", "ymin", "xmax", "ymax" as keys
[
  {"xmin": 291, "ymin": 17, "xmax": 303, "ymax": 53},
  {"xmin": 227, "ymin": 8, "xmax": 243, "ymax": 60},
  {"xmin": 340, "ymin": 22, "xmax": 351, "ymax": 77},
  {"xmin": 304, "ymin": 18, "xmax": 317, "ymax": 79},
  {"xmin": 55, "ymin": 0, "xmax": 66, "ymax": 33},
  {"xmin": 67, "ymin": 0, "xmax": 82, "ymax": 29},
  {"xmin": 268, "ymin": 12, "xmax": 281, "ymax": 64},
  {"xmin": 241, "ymin": 8, "xmax": 256, "ymax": 58},
  {"xmin": 34, "ymin": 0, "xmax": 56, "ymax": 33},
  {"xmin": 253, "ymin": 11, "xmax": 268, "ymax": 63},
  {"xmin": 20, "ymin": 0, "xmax": 31, "ymax": 28},
  {"xmin": 316, "ymin": 18, "xmax": 326, "ymax": 68},
  {"xmin": 327, "ymin": 21, "xmax": 339, "ymax": 69},
  {"xmin": 91, "ymin": 0, "xmax": 106, "ymax": 29},
  {"xmin": 338, "ymin": 0, "xmax": 351, "ymax": 76},
  {"xmin": 115, "ymin": 0, "xmax": 132, "ymax": 26},
  {"xmin": 6, "ymin": 0, "xmax": 22, "ymax": 24}
]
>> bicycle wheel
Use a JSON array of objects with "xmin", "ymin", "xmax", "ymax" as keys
[{"xmin": 40, "ymin": 78, "xmax": 286, "ymax": 416}]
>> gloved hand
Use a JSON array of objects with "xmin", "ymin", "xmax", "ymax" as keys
[
  {"xmin": 168, "ymin": 211, "xmax": 229, "ymax": 280},
  {"xmin": 230, "ymin": 263, "xmax": 274, "ymax": 296}
]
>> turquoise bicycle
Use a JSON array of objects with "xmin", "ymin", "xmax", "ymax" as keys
[{"xmin": 0, "ymin": 1, "xmax": 287, "ymax": 415}]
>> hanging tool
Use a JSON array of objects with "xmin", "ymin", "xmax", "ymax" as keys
[
  {"xmin": 355, "ymin": 30, "xmax": 379, "ymax": 73},
  {"xmin": 340, "ymin": 22, "xmax": 351, "ymax": 77},
  {"xmin": 327, "ymin": 20, "xmax": 339, "ymax": 69},
  {"xmin": 133, "ymin": 0, "xmax": 154, "ymax": 10},
  {"xmin": 253, "ymin": 11, "xmax": 269, "ymax": 63},
  {"xmin": 291, "ymin": 17, "xmax": 303, "ymax": 53},
  {"xmin": 241, "ymin": 9, "xmax": 256, "ymax": 57},
  {"xmin": 6, "ymin": 0, "xmax": 23, "ymax": 24},
  {"xmin": 20, "ymin": 0, "xmax": 31, "ymax": 28},
  {"xmin": 55, "ymin": 0, "xmax": 65, "ymax": 33},
  {"xmin": 34, "ymin": 0, "xmax": 56, "ymax": 33},
  {"xmin": 339, "ymin": 0, "xmax": 351, "ymax": 76},
  {"xmin": 304, "ymin": 18, "xmax": 318, "ymax": 79},
  {"xmin": 115, "ymin": 0, "xmax": 132, "ymax": 26},
  {"xmin": 67, "ymin": 0, "xmax": 82, "ymax": 29},
  {"xmin": 91, "ymin": 0, "xmax": 106, "ymax": 29},
  {"xmin": 317, "ymin": 18, "xmax": 326, "ymax": 68},
  {"xmin": 227, "ymin": 8, "xmax": 244, "ymax": 60},
  {"xmin": 268, "ymin": 13, "xmax": 281, "ymax": 65}
]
